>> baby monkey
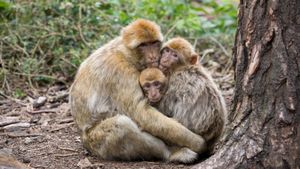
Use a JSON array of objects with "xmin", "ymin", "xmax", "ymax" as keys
[{"xmin": 139, "ymin": 68, "xmax": 168, "ymax": 105}]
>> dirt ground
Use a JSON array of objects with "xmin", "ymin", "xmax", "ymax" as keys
[{"xmin": 0, "ymin": 67, "xmax": 234, "ymax": 169}]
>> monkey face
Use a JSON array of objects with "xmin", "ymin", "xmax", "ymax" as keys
[
  {"xmin": 159, "ymin": 47, "xmax": 180, "ymax": 72},
  {"xmin": 142, "ymin": 80, "xmax": 165, "ymax": 104},
  {"xmin": 139, "ymin": 68, "xmax": 167, "ymax": 104},
  {"xmin": 137, "ymin": 41, "xmax": 162, "ymax": 68}
]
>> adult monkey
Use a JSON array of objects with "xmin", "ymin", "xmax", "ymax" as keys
[{"xmin": 69, "ymin": 19, "xmax": 206, "ymax": 162}]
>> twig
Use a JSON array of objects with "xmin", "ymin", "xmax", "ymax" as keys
[
  {"xmin": 0, "ymin": 42, "xmax": 11, "ymax": 92},
  {"xmin": 54, "ymin": 153, "xmax": 78, "ymax": 157},
  {"xmin": 200, "ymin": 48, "xmax": 215, "ymax": 63},
  {"xmin": 57, "ymin": 146, "xmax": 78, "ymax": 152},
  {"xmin": 60, "ymin": 57, "xmax": 77, "ymax": 69},
  {"xmin": 0, "ymin": 132, "xmax": 43, "ymax": 138},
  {"xmin": 0, "ymin": 119, "xmax": 20, "ymax": 127},
  {"xmin": 209, "ymin": 36, "xmax": 230, "ymax": 57},
  {"xmin": 193, "ymin": 38, "xmax": 198, "ymax": 49},
  {"xmin": 77, "ymin": 4, "xmax": 89, "ymax": 46},
  {"xmin": 57, "ymin": 117, "xmax": 74, "ymax": 124},
  {"xmin": 3, "ymin": 23, "xmax": 30, "ymax": 57},
  {"xmin": 49, "ymin": 122, "xmax": 74, "ymax": 132},
  {"xmin": 12, "ymin": 72, "xmax": 64, "ymax": 82},
  {"xmin": 164, "ymin": 21, "xmax": 178, "ymax": 39},
  {"xmin": 30, "ymin": 39, "xmax": 40, "ymax": 57},
  {"xmin": 27, "ymin": 74, "xmax": 37, "ymax": 93},
  {"xmin": 28, "ymin": 109, "xmax": 57, "ymax": 114},
  {"xmin": 0, "ymin": 92, "xmax": 27, "ymax": 106}
]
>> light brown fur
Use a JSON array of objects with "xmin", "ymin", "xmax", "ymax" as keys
[
  {"xmin": 162, "ymin": 37, "xmax": 198, "ymax": 66},
  {"xmin": 69, "ymin": 20, "xmax": 206, "ymax": 163},
  {"xmin": 139, "ymin": 68, "xmax": 168, "ymax": 105},
  {"xmin": 0, "ymin": 155, "xmax": 31, "ymax": 169},
  {"xmin": 158, "ymin": 37, "xmax": 228, "ymax": 152},
  {"xmin": 139, "ymin": 68, "xmax": 167, "ymax": 84}
]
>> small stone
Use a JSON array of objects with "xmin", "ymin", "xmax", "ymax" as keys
[
  {"xmin": 30, "ymin": 116, "xmax": 40, "ymax": 123},
  {"xmin": 77, "ymin": 158, "xmax": 92, "ymax": 168},
  {"xmin": 33, "ymin": 96, "xmax": 47, "ymax": 108},
  {"xmin": 24, "ymin": 137, "xmax": 33, "ymax": 145},
  {"xmin": 22, "ymin": 157, "xmax": 31, "ymax": 163}
]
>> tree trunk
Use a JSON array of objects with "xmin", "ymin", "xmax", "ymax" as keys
[{"xmin": 194, "ymin": 0, "xmax": 300, "ymax": 168}]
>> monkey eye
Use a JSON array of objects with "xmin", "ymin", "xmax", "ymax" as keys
[
  {"xmin": 173, "ymin": 54, "xmax": 178, "ymax": 58},
  {"xmin": 139, "ymin": 43, "xmax": 147, "ymax": 47},
  {"xmin": 153, "ymin": 81, "xmax": 161, "ymax": 87},
  {"xmin": 143, "ymin": 83, "xmax": 151, "ymax": 89},
  {"xmin": 164, "ymin": 48, "xmax": 170, "ymax": 53},
  {"xmin": 151, "ymin": 40, "xmax": 160, "ymax": 45}
]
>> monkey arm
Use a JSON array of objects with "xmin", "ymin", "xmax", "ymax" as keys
[
  {"xmin": 136, "ymin": 104, "xmax": 207, "ymax": 154},
  {"xmin": 111, "ymin": 67, "xmax": 206, "ymax": 153}
]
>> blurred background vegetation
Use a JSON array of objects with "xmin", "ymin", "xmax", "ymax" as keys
[{"xmin": 0, "ymin": 0, "xmax": 237, "ymax": 97}]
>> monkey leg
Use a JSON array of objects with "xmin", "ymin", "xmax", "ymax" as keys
[{"xmin": 82, "ymin": 115, "xmax": 171, "ymax": 161}]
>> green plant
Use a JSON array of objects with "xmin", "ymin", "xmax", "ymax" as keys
[{"xmin": 0, "ymin": 0, "xmax": 237, "ymax": 95}]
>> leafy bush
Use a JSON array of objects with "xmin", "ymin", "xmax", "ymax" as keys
[{"xmin": 0, "ymin": 0, "xmax": 237, "ymax": 93}]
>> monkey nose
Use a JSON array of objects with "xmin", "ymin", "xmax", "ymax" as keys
[
  {"xmin": 147, "ymin": 61, "xmax": 158, "ymax": 68},
  {"xmin": 149, "ymin": 92, "xmax": 158, "ymax": 98}
]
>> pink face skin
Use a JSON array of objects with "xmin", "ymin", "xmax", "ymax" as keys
[
  {"xmin": 159, "ymin": 47, "xmax": 180, "ymax": 73},
  {"xmin": 141, "ymin": 80, "xmax": 165, "ymax": 104},
  {"xmin": 137, "ymin": 41, "xmax": 162, "ymax": 68}
]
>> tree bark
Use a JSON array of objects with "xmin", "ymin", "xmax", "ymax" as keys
[{"xmin": 194, "ymin": 0, "xmax": 300, "ymax": 168}]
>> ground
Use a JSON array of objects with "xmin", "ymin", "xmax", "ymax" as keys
[{"xmin": 0, "ymin": 64, "xmax": 234, "ymax": 169}]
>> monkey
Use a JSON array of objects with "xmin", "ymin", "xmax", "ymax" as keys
[
  {"xmin": 139, "ymin": 68, "xmax": 168, "ymax": 106},
  {"xmin": 156, "ymin": 37, "xmax": 227, "ymax": 153},
  {"xmin": 69, "ymin": 19, "xmax": 206, "ymax": 163}
]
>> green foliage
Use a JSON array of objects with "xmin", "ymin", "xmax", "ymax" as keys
[
  {"xmin": 0, "ymin": 0, "xmax": 237, "ymax": 90},
  {"xmin": 13, "ymin": 88, "xmax": 26, "ymax": 98}
]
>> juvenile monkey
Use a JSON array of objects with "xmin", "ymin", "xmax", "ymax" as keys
[
  {"xmin": 139, "ymin": 68, "xmax": 168, "ymax": 106},
  {"xmin": 69, "ymin": 19, "xmax": 206, "ymax": 163},
  {"xmin": 157, "ymin": 37, "xmax": 227, "ymax": 152}
]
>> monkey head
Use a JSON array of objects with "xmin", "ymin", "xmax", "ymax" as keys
[
  {"xmin": 139, "ymin": 68, "xmax": 167, "ymax": 104},
  {"xmin": 159, "ymin": 37, "xmax": 199, "ymax": 73},
  {"xmin": 121, "ymin": 19, "xmax": 163, "ymax": 68}
]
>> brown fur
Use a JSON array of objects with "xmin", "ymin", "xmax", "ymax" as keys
[
  {"xmin": 0, "ymin": 155, "xmax": 31, "ymax": 169},
  {"xmin": 69, "ymin": 19, "xmax": 206, "ymax": 163},
  {"xmin": 162, "ymin": 37, "xmax": 198, "ymax": 65},
  {"xmin": 139, "ymin": 68, "xmax": 167, "ymax": 85},
  {"xmin": 122, "ymin": 19, "xmax": 163, "ymax": 49},
  {"xmin": 158, "ymin": 37, "xmax": 227, "ymax": 152},
  {"xmin": 139, "ymin": 68, "xmax": 168, "ymax": 105}
]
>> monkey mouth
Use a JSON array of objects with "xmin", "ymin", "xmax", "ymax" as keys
[
  {"xmin": 149, "ymin": 98, "xmax": 161, "ymax": 103},
  {"xmin": 159, "ymin": 64, "xmax": 169, "ymax": 71}
]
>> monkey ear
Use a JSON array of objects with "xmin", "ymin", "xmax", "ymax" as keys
[{"xmin": 190, "ymin": 54, "xmax": 199, "ymax": 65}]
